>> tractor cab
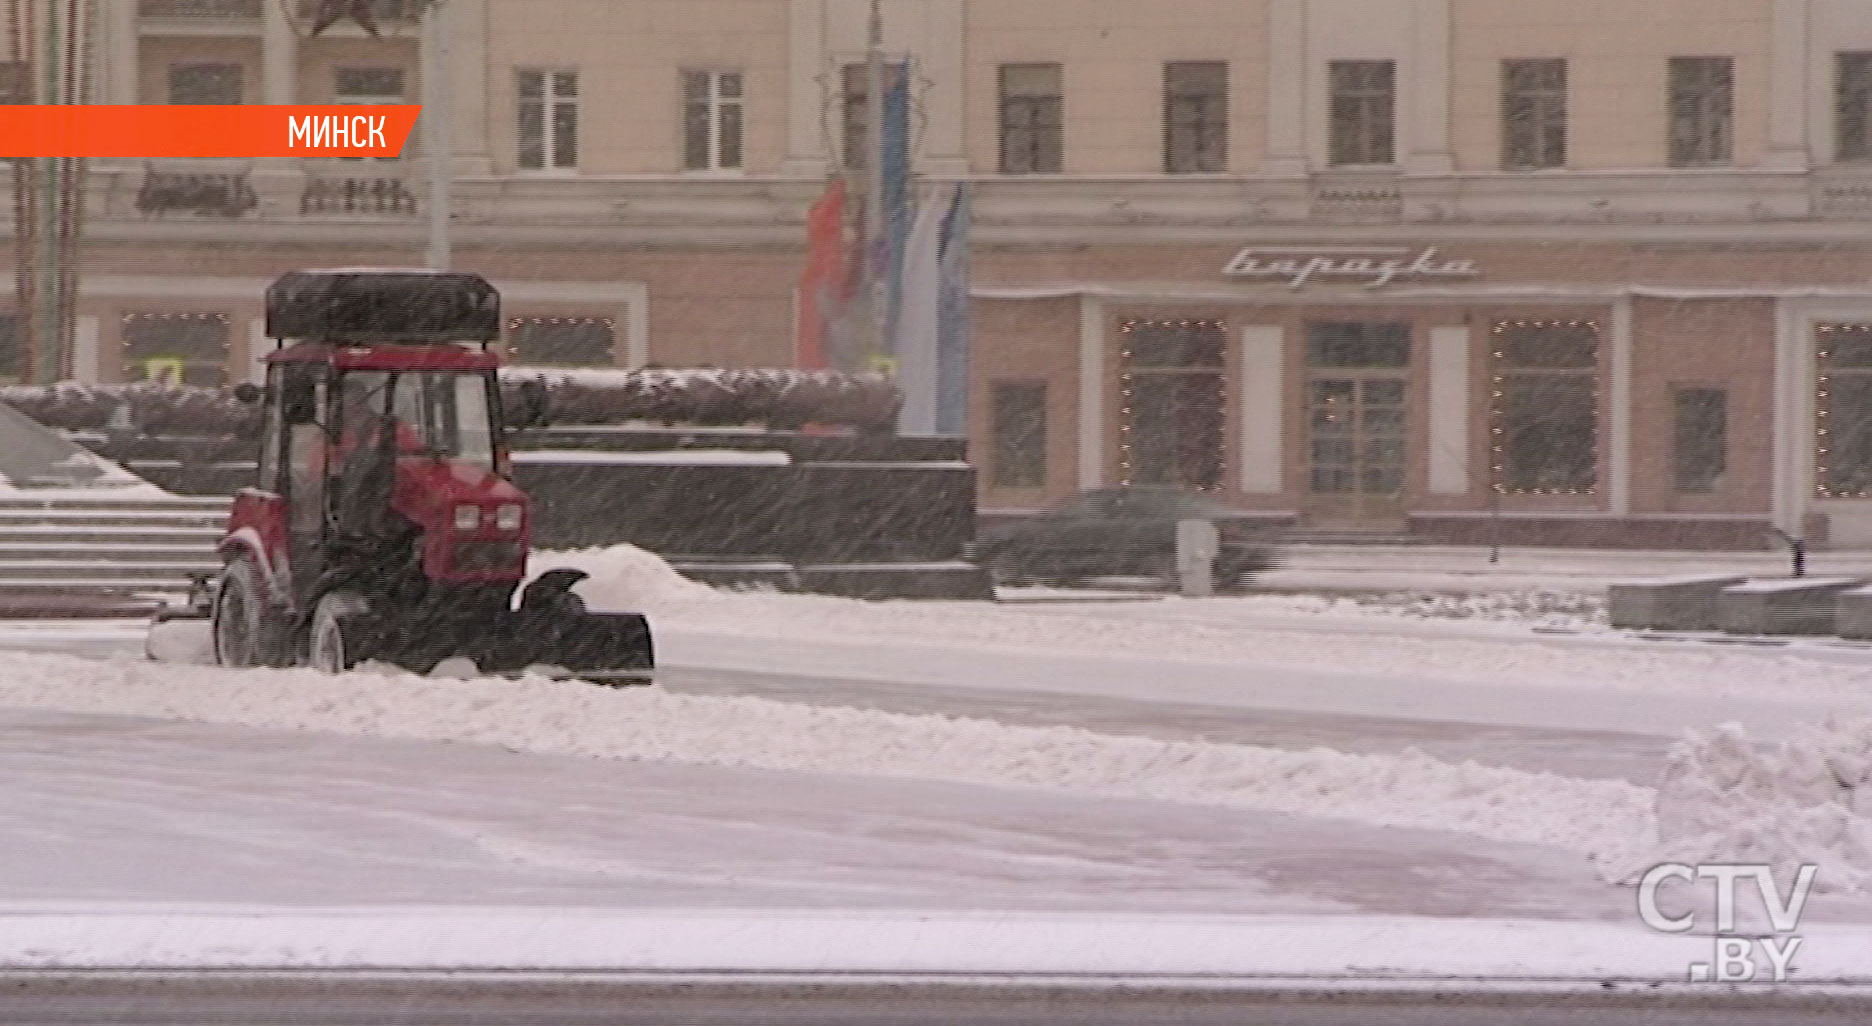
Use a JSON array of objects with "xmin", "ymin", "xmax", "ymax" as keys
[{"xmin": 165, "ymin": 269, "xmax": 654, "ymax": 686}]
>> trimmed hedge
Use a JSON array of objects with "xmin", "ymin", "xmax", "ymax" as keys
[{"xmin": 0, "ymin": 368, "xmax": 903, "ymax": 436}]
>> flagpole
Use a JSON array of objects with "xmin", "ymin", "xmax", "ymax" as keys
[{"xmin": 862, "ymin": 0, "xmax": 884, "ymax": 369}]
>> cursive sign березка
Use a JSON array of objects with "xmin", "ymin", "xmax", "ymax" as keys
[{"xmin": 1222, "ymin": 246, "xmax": 1480, "ymax": 290}]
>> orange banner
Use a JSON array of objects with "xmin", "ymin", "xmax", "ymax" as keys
[{"xmin": 0, "ymin": 105, "xmax": 422, "ymax": 158}]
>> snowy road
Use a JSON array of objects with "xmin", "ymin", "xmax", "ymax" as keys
[
  {"xmin": 6, "ymin": 553, "xmax": 1872, "ymax": 981},
  {"xmin": 9, "ymin": 973, "xmax": 1872, "ymax": 1026}
]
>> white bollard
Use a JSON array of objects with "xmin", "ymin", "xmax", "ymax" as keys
[{"xmin": 1177, "ymin": 519, "xmax": 1219, "ymax": 598}]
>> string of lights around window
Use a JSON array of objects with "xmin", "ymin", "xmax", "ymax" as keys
[
  {"xmin": 1816, "ymin": 323, "xmax": 1872, "ymax": 499},
  {"xmin": 1487, "ymin": 318, "xmax": 1601, "ymax": 497},
  {"xmin": 1117, "ymin": 317, "xmax": 1226, "ymax": 492},
  {"xmin": 505, "ymin": 315, "xmax": 618, "ymax": 364}
]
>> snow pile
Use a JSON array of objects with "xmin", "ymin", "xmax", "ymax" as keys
[
  {"xmin": 529, "ymin": 544, "xmax": 726, "ymax": 608},
  {"xmin": 1632, "ymin": 719, "xmax": 1872, "ymax": 894},
  {"xmin": 0, "ymin": 651, "xmax": 1657, "ymax": 869},
  {"xmin": 1346, "ymin": 589, "xmax": 1607, "ymax": 630}
]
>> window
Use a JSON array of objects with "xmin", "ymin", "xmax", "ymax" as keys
[
  {"xmin": 1328, "ymin": 60, "xmax": 1395, "ymax": 166},
  {"xmin": 507, "ymin": 316, "xmax": 617, "ymax": 367},
  {"xmin": 1839, "ymin": 53, "xmax": 1872, "ymax": 162},
  {"xmin": 334, "ymin": 67, "xmax": 405, "ymax": 164},
  {"xmin": 991, "ymin": 382, "xmax": 1047, "ymax": 489},
  {"xmin": 1122, "ymin": 319, "xmax": 1226, "ymax": 492},
  {"xmin": 0, "ymin": 313, "xmax": 19, "ymax": 383},
  {"xmin": 1164, "ymin": 62, "xmax": 1227, "ymax": 174},
  {"xmin": 1668, "ymin": 57, "xmax": 1733, "ymax": 167},
  {"xmin": 998, "ymin": 63, "xmax": 1063, "ymax": 175},
  {"xmin": 517, "ymin": 69, "xmax": 578, "ymax": 171},
  {"xmin": 1491, "ymin": 320, "xmax": 1600, "ymax": 495},
  {"xmin": 1818, "ymin": 324, "xmax": 1872, "ymax": 498},
  {"xmin": 683, "ymin": 70, "xmax": 744, "ymax": 172},
  {"xmin": 1306, "ymin": 321, "xmax": 1411, "ymax": 369},
  {"xmin": 1672, "ymin": 387, "xmax": 1727, "ymax": 494},
  {"xmin": 841, "ymin": 62, "xmax": 908, "ymax": 172},
  {"xmin": 121, "ymin": 313, "xmax": 231, "ymax": 389},
  {"xmin": 0, "ymin": 61, "xmax": 29, "ymax": 104},
  {"xmin": 1502, "ymin": 58, "xmax": 1566, "ymax": 170},
  {"xmin": 168, "ymin": 62, "xmax": 243, "ymax": 105}
]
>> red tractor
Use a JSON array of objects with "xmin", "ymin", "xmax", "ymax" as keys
[{"xmin": 161, "ymin": 269, "xmax": 654, "ymax": 684}]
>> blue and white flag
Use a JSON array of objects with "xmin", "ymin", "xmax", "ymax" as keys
[
  {"xmin": 895, "ymin": 182, "xmax": 953, "ymax": 436},
  {"xmin": 934, "ymin": 183, "xmax": 972, "ymax": 437}
]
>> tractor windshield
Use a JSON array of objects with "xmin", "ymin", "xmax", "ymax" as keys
[{"xmin": 389, "ymin": 372, "xmax": 497, "ymax": 472}]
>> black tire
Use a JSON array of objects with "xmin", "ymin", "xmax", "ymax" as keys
[
  {"xmin": 309, "ymin": 591, "xmax": 372, "ymax": 674},
  {"xmin": 212, "ymin": 556, "xmax": 290, "ymax": 668}
]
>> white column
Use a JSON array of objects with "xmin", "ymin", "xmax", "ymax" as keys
[
  {"xmin": 1405, "ymin": 0, "xmax": 1453, "ymax": 176},
  {"xmin": 1772, "ymin": 300, "xmax": 1812, "ymax": 537},
  {"xmin": 106, "ymin": 0, "xmax": 138, "ymax": 104},
  {"xmin": 1767, "ymin": 0, "xmax": 1811, "ymax": 169},
  {"xmin": 253, "ymin": 0, "xmax": 305, "ymax": 217},
  {"xmin": 72, "ymin": 316, "xmax": 100, "ymax": 385},
  {"xmin": 448, "ymin": 0, "xmax": 492, "ymax": 177},
  {"xmin": 1240, "ymin": 326, "xmax": 1284, "ymax": 494},
  {"xmin": 784, "ymin": 0, "xmax": 830, "ymax": 177},
  {"xmin": 1078, "ymin": 295, "xmax": 1106, "ymax": 490},
  {"xmin": 1262, "ymin": 0, "xmax": 1308, "ymax": 177},
  {"xmin": 921, "ymin": 0, "xmax": 967, "ymax": 176},
  {"xmin": 261, "ymin": 0, "xmax": 297, "ymax": 105},
  {"xmin": 1607, "ymin": 297, "xmax": 1634, "ymax": 516},
  {"xmin": 1428, "ymin": 325, "xmax": 1469, "ymax": 494}
]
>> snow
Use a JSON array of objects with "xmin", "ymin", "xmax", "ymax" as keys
[
  {"xmin": 7, "ymin": 907, "xmax": 1872, "ymax": 978},
  {"xmin": 1723, "ymin": 577, "xmax": 1864, "ymax": 594},
  {"xmin": 1640, "ymin": 719, "xmax": 1872, "ymax": 895},
  {"xmin": 0, "ymin": 650, "xmax": 1659, "ymax": 873},
  {"xmin": 513, "ymin": 448, "xmax": 793, "ymax": 466}
]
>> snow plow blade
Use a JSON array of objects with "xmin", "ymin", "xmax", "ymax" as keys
[{"xmin": 460, "ymin": 610, "xmax": 657, "ymax": 687}]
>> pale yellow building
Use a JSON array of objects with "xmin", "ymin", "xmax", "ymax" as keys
[{"xmin": 10, "ymin": 0, "xmax": 1872, "ymax": 547}]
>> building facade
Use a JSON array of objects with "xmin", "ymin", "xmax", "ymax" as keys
[{"xmin": 6, "ymin": 0, "xmax": 1872, "ymax": 546}]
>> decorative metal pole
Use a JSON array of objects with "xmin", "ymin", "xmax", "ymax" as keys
[{"xmin": 13, "ymin": 0, "xmax": 91, "ymax": 386}]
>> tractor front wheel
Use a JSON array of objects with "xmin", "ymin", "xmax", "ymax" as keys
[
  {"xmin": 213, "ymin": 556, "xmax": 289, "ymax": 668},
  {"xmin": 309, "ymin": 591, "xmax": 372, "ymax": 674}
]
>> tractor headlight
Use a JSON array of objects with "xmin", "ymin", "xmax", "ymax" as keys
[
  {"xmin": 453, "ymin": 504, "xmax": 480, "ymax": 531},
  {"xmin": 495, "ymin": 504, "xmax": 523, "ymax": 532}
]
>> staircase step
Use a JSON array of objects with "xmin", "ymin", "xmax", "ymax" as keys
[
  {"xmin": 0, "ymin": 513, "xmax": 229, "ymax": 530},
  {"xmin": 0, "ymin": 560, "xmax": 220, "ymax": 581},
  {"xmin": 0, "ymin": 498, "xmax": 231, "ymax": 512},
  {"xmin": 0, "ymin": 543, "xmax": 218, "ymax": 562},
  {"xmin": 0, "ymin": 528, "xmax": 224, "ymax": 546}
]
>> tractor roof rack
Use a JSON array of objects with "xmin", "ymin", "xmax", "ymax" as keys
[{"xmin": 266, "ymin": 269, "xmax": 502, "ymax": 346}]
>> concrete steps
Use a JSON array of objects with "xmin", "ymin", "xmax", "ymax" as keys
[{"xmin": 0, "ymin": 499, "xmax": 227, "ymax": 609}]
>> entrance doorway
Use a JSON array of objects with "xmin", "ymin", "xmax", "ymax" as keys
[{"xmin": 1304, "ymin": 322, "xmax": 1412, "ymax": 532}]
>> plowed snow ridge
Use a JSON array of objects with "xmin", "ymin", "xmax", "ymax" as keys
[{"xmin": 0, "ymin": 651, "xmax": 1656, "ymax": 872}]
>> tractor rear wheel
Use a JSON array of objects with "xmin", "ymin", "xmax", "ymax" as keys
[
  {"xmin": 309, "ymin": 591, "xmax": 371, "ymax": 674},
  {"xmin": 212, "ymin": 556, "xmax": 290, "ymax": 668}
]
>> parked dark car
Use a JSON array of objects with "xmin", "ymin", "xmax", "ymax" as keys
[{"xmin": 974, "ymin": 486, "xmax": 1285, "ymax": 591}]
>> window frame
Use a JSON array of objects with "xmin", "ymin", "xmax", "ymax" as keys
[
  {"xmin": 168, "ymin": 61, "xmax": 244, "ymax": 105},
  {"xmin": 1489, "ymin": 319, "xmax": 1602, "ymax": 497},
  {"xmin": 1838, "ymin": 52, "xmax": 1872, "ymax": 163},
  {"xmin": 1670, "ymin": 384, "xmax": 1728, "ymax": 495},
  {"xmin": 1327, "ymin": 60, "xmax": 1396, "ymax": 168},
  {"xmin": 990, "ymin": 380, "xmax": 1049, "ymax": 490},
  {"xmin": 681, "ymin": 68, "xmax": 746, "ymax": 174},
  {"xmin": 998, "ymin": 63, "xmax": 1064, "ymax": 176},
  {"xmin": 516, "ymin": 67, "xmax": 580, "ymax": 174},
  {"xmin": 1667, "ymin": 56, "xmax": 1734, "ymax": 168},
  {"xmin": 333, "ymin": 66, "xmax": 406, "ymax": 166},
  {"xmin": 1164, "ymin": 61, "xmax": 1229, "ymax": 175},
  {"xmin": 1501, "ymin": 57, "xmax": 1567, "ymax": 171}
]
